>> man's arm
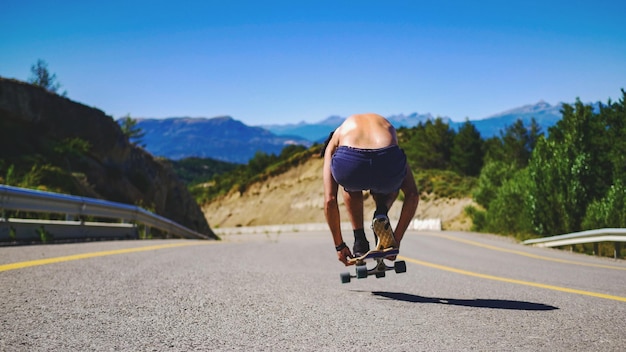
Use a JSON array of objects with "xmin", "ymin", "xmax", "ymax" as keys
[
  {"xmin": 323, "ymin": 153, "xmax": 342, "ymax": 247},
  {"xmin": 393, "ymin": 165, "xmax": 419, "ymax": 244},
  {"xmin": 323, "ymin": 139, "xmax": 353, "ymax": 265}
]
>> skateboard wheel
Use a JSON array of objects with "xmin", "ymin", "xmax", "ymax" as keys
[
  {"xmin": 394, "ymin": 260, "xmax": 407, "ymax": 273},
  {"xmin": 340, "ymin": 272, "xmax": 351, "ymax": 284},
  {"xmin": 356, "ymin": 265, "xmax": 368, "ymax": 279},
  {"xmin": 375, "ymin": 271, "xmax": 385, "ymax": 278}
]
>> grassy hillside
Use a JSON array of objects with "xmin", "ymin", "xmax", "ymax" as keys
[
  {"xmin": 199, "ymin": 147, "xmax": 477, "ymax": 230},
  {"xmin": 168, "ymin": 157, "xmax": 238, "ymax": 185},
  {"xmin": 189, "ymin": 140, "xmax": 478, "ymax": 207}
]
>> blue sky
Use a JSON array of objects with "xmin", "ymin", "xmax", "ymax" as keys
[{"xmin": 2, "ymin": 1, "xmax": 625, "ymax": 125}]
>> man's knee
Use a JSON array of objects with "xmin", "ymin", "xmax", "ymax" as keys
[
  {"xmin": 324, "ymin": 195, "xmax": 338, "ymax": 209},
  {"xmin": 371, "ymin": 191, "xmax": 396, "ymax": 204}
]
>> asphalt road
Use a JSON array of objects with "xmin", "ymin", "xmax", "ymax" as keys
[{"xmin": 1, "ymin": 230, "xmax": 625, "ymax": 351}]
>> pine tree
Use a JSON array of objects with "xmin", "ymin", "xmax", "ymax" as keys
[
  {"xmin": 119, "ymin": 114, "xmax": 146, "ymax": 147},
  {"xmin": 484, "ymin": 118, "xmax": 542, "ymax": 169},
  {"xmin": 406, "ymin": 118, "xmax": 455, "ymax": 170},
  {"xmin": 450, "ymin": 120, "xmax": 484, "ymax": 176},
  {"xmin": 28, "ymin": 59, "xmax": 63, "ymax": 94},
  {"xmin": 527, "ymin": 101, "xmax": 597, "ymax": 235}
]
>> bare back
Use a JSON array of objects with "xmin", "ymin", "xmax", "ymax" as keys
[{"xmin": 335, "ymin": 113, "xmax": 398, "ymax": 149}]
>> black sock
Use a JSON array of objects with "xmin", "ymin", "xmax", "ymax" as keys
[
  {"xmin": 374, "ymin": 205, "xmax": 388, "ymax": 218},
  {"xmin": 353, "ymin": 228, "xmax": 367, "ymax": 242}
]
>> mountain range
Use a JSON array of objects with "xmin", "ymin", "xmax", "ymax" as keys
[
  {"xmin": 263, "ymin": 101, "xmax": 571, "ymax": 142},
  {"xmin": 134, "ymin": 101, "xmax": 584, "ymax": 163},
  {"xmin": 136, "ymin": 116, "xmax": 311, "ymax": 163},
  {"xmin": 262, "ymin": 112, "xmax": 439, "ymax": 142}
]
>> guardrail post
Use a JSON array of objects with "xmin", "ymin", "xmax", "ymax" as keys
[
  {"xmin": 615, "ymin": 242, "xmax": 622, "ymax": 259},
  {"xmin": 593, "ymin": 243, "xmax": 599, "ymax": 256}
]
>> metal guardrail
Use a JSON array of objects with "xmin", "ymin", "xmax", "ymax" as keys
[
  {"xmin": 0, "ymin": 184, "xmax": 210, "ymax": 242},
  {"xmin": 522, "ymin": 228, "xmax": 625, "ymax": 258}
]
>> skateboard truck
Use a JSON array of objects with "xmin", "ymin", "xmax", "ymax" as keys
[
  {"xmin": 340, "ymin": 216, "xmax": 407, "ymax": 283},
  {"xmin": 340, "ymin": 248, "xmax": 406, "ymax": 283}
]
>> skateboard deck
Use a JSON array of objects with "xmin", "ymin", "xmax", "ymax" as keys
[
  {"xmin": 348, "ymin": 247, "xmax": 399, "ymax": 265},
  {"xmin": 340, "ymin": 216, "xmax": 407, "ymax": 284}
]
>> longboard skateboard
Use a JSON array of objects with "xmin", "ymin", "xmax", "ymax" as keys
[{"xmin": 340, "ymin": 215, "xmax": 407, "ymax": 284}]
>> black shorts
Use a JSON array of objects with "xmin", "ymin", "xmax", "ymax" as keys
[{"xmin": 331, "ymin": 145, "xmax": 407, "ymax": 194}]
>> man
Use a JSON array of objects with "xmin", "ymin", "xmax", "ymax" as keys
[{"xmin": 322, "ymin": 113, "xmax": 420, "ymax": 266}]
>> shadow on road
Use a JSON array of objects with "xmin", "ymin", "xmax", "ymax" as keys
[{"xmin": 370, "ymin": 291, "xmax": 558, "ymax": 311}]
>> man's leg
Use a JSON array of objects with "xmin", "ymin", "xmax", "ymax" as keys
[
  {"xmin": 342, "ymin": 189, "xmax": 370, "ymax": 256},
  {"xmin": 371, "ymin": 191, "xmax": 398, "ymax": 217},
  {"xmin": 342, "ymin": 189, "xmax": 364, "ymax": 229}
]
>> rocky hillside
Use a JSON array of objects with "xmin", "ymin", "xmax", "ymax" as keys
[
  {"xmin": 0, "ymin": 78, "xmax": 216, "ymax": 239},
  {"xmin": 202, "ymin": 153, "xmax": 474, "ymax": 231}
]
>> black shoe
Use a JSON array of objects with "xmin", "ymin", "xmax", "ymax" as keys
[{"xmin": 353, "ymin": 239, "xmax": 370, "ymax": 257}]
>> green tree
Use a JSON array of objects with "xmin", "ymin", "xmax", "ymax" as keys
[
  {"xmin": 248, "ymin": 151, "xmax": 277, "ymax": 174},
  {"xmin": 527, "ymin": 101, "xmax": 597, "ymax": 235},
  {"xmin": 450, "ymin": 120, "xmax": 484, "ymax": 176},
  {"xmin": 527, "ymin": 118, "xmax": 543, "ymax": 157},
  {"xmin": 472, "ymin": 160, "xmax": 517, "ymax": 209},
  {"xmin": 599, "ymin": 90, "xmax": 626, "ymax": 186},
  {"xmin": 583, "ymin": 180, "xmax": 626, "ymax": 229},
  {"xmin": 52, "ymin": 137, "xmax": 91, "ymax": 172},
  {"xmin": 170, "ymin": 157, "xmax": 237, "ymax": 185},
  {"xmin": 484, "ymin": 118, "xmax": 542, "ymax": 169},
  {"xmin": 28, "ymin": 59, "xmax": 64, "ymax": 94},
  {"xmin": 581, "ymin": 91, "xmax": 626, "ymax": 229},
  {"xmin": 405, "ymin": 118, "xmax": 455, "ymax": 170},
  {"xmin": 470, "ymin": 91, "xmax": 626, "ymax": 250},
  {"xmin": 52, "ymin": 137, "xmax": 91, "ymax": 157},
  {"xmin": 483, "ymin": 168, "xmax": 534, "ymax": 238},
  {"xmin": 279, "ymin": 144, "xmax": 307, "ymax": 159},
  {"xmin": 119, "ymin": 114, "xmax": 146, "ymax": 147}
]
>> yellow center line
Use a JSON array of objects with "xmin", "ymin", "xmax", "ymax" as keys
[
  {"xmin": 425, "ymin": 233, "xmax": 626, "ymax": 271},
  {"xmin": 398, "ymin": 255, "xmax": 626, "ymax": 302},
  {"xmin": 0, "ymin": 241, "xmax": 214, "ymax": 272}
]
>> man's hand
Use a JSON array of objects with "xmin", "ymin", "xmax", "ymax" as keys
[
  {"xmin": 337, "ymin": 247, "xmax": 354, "ymax": 266},
  {"xmin": 386, "ymin": 240, "xmax": 401, "ymax": 261}
]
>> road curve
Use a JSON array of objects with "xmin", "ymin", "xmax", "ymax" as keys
[{"xmin": 1, "ymin": 230, "xmax": 625, "ymax": 351}]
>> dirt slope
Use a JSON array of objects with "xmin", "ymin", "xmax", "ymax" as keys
[{"xmin": 202, "ymin": 155, "xmax": 474, "ymax": 230}]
